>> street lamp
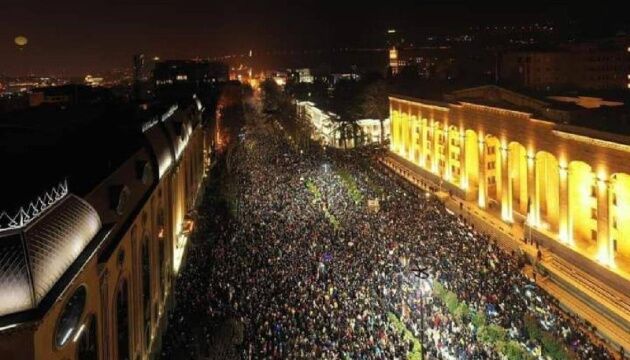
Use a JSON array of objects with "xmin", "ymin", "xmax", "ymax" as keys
[
  {"xmin": 399, "ymin": 255, "xmax": 410, "ymax": 319},
  {"xmin": 411, "ymin": 264, "xmax": 430, "ymax": 360},
  {"xmin": 399, "ymin": 254, "xmax": 431, "ymax": 359}
]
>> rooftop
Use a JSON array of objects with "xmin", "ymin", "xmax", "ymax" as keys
[
  {"xmin": 392, "ymin": 84, "xmax": 630, "ymax": 136},
  {"xmin": 0, "ymin": 100, "xmax": 185, "ymax": 215}
]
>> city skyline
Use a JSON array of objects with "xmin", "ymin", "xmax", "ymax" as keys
[{"xmin": 2, "ymin": 1, "xmax": 628, "ymax": 76}]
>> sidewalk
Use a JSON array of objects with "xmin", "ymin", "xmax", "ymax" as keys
[{"xmin": 379, "ymin": 154, "xmax": 630, "ymax": 358}]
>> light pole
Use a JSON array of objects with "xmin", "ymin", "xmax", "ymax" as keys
[
  {"xmin": 411, "ymin": 264, "xmax": 430, "ymax": 360},
  {"xmin": 399, "ymin": 255, "xmax": 410, "ymax": 319}
]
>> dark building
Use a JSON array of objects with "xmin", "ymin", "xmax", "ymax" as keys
[
  {"xmin": 500, "ymin": 36, "xmax": 630, "ymax": 91},
  {"xmin": 0, "ymin": 97, "xmax": 211, "ymax": 359},
  {"xmin": 28, "ymin": 85, "xmax": 114, "ymax": 107},
  {"xmin": 133, "ymin": 54, "xmax": 157, "ymax": 101},
  {"xmin": 154, "ymin": 59, "xmax": 229, "ymax": 85},
  {"xmin": 153, "ymin": 60, "xmax": 228, "ymax": 101}
]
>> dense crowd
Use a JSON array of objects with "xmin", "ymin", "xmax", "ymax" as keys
[{"xmin": 161, "ymin": 116, "xmax": 616, "ymax": 359}]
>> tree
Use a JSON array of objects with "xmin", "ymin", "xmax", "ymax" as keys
[
  {"xmin": 261, "ymin": 79, "xmax": 282, "ymax": 113},
  {"xmin": 331, "ymin": 79, "xmax": 362, "ymax": 148},
  {"xmin": 358, "ymin": 78, "xmax": 389, "ymax": 143}
]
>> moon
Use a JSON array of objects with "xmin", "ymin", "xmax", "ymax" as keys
[{"xmin": 14, "ymin": 36, "xmax": 28, "ymax": 47}]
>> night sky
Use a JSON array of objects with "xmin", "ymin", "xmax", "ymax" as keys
[{"xmin": 1, "ymin": 0, "xmax": 625, "ymax": 76}]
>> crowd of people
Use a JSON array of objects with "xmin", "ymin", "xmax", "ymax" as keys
[{"xmin": 161, "ymin": 115, "xmax": 617, "ymax": 359}]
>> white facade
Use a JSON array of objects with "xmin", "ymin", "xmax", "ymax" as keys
[{"xmin": 296, "ymin": 101, "xmax": 389, "ymax": 148}]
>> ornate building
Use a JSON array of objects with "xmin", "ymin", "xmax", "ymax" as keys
[
  {"xmin": 0, "ymin": 97, "xmax": 210, "ymax": 359},
  {"xmin": 388, "ymin": 86, "xmax": 630, "ymax": 318}
]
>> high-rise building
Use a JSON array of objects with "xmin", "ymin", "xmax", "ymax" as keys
[{"xmin": 133, "ymin": 54, "xmax": 157, "ymax": 101}]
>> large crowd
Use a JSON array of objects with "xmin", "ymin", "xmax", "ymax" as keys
[{"xmin": 161, "ymin": 116, "xmax": 617, "ymax": 359}]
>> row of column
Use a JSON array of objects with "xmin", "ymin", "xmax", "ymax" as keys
[
  {"xmin": 392, "ymin": 111, "xmax": 615, "ymax": 265},
  {"xmin": 476, "ymin": 140, "xmax": 614, "ymax": 265}
]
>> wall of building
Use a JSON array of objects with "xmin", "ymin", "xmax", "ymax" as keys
[
  {"xmin": 0, "ymin": 106, "xmax": 210, "ymax": 360},
  {"xmin": 390, "ymin": 95, "xmax": 630, "ymax": 273}
]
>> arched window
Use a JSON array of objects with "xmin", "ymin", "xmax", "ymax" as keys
[
  {"xmin": 116, "ymin": 280, "xmax": 130, "ymax": 360},
  {"xmin": 141, "ymin": 237, "xmax": 151, "ymax": 349},
  {"xmin": 77, "ymin": 314, "xmax": 98, "ymax": 360},
  {"xmin": 55, "ymin": 286, "xmax": 87, "ymax": 348},
  {"xmin": 159, "ymin": 238, "xmax": 165, "ymax": 298}
]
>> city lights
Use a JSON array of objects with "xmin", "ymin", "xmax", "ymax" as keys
[{"xmin": 1, "ymin": 4, "xmax": 628, "ymax": 359}]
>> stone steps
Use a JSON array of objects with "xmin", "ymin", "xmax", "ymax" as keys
[
  {"xmin": 539, "ymin": 276, "xmax": 630, "ymax": 358},
  {"xmin": 541, "ymin": 254, "xmax": 630, "ymax": 334}
]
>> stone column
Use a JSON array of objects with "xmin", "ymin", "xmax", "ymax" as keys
[
  {"xmin": 501, "ymin": 146, "xmax": 513, "ymax": 222},
  {"xmin": 419, "ymin": 119, "xmax": 426, "ymax": 168},
  {"xmin": 478, "ymin": 139, "xmax": 487, "ymax": 208},
  {"xmin": 444, "ymin": 127, "xmax": 451, "ymax": 181},
  {"xmin": 558, "ymin": 165, "xmax": 571, "ymax": 244},
  {"xmin": 596, "ymin": 178, "xmax": 613, "ymax": 265},
  {"xmin": 405, "ymin": 112, "xmax": 414, "ymax": 162},
  {"xmin": 410, "ymin": 115, "xmax": 418, "ymax": 163},
  {"xmin": 527, "ymin": 153, "xmax": 538, "ymax": 226},
  {"xmin": 432, "ymin": 123, "xmax": 440, "ymax": 175},
  {"xmin": 390, "ymin": 110, "xmax": 397, "ymax": 153},
  {"xmin": 459, "ymin": 132, "xmax": 467, "ymax": 190}
]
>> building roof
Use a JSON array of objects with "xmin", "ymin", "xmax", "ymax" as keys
[
  {"xmin": 0, "ymin": 99, "xmax": 198, "ymax": 215},
  {"xmin": 0, "ymin": 194, "xmax": 101, "ymax": 317},
  {"xmin": 0, "ymin": 103, "xmax": 147, "ymax": 214},
  {"xmin": 0, "ymin": 95, "xmax": 204, "ymax": 324},
  {"xmin": 392, "ymin": 84, "xmax": 630, "ymax": 137}
]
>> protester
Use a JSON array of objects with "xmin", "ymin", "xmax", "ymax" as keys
[{"xmin": 161, "ymin": 119, "xmax": 613, "ymax": 359}]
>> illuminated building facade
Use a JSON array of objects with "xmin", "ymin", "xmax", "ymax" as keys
[
  {"xmin": 0, "ymin": 97, "xmax": 210, "ymax": 359},
  {"xmin": 389, "ymin": 86, "xmax": 630, "ymax": 287},
  {"xmin": 296, "ymin": 100, "xmax": 390, "ymax": 147}
]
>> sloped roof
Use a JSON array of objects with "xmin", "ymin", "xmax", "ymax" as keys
[{"xmin": 0, "ymin": 194, "xmax": 101, "ymax": 317}]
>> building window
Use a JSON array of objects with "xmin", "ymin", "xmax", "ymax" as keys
[
  {"xmin": 591, "ymin": 230, "xmax": 598, "ymax": 241},
  {"xmin": 612, "ymin": 193, "xmax": 617, "ymax": 206},
  {"xmin": 77, "ymin": 315, "xmax": 98, "ymax": 360},
  {"xmin": 488, "ymin": 176, "xmax": 496, "ymax": 185},
  {"xmin": 55, "ymin": 286, "xmax": 87, "ymax": 348},
  {"xmin": 613, "ymin": 239, "xmax": 618, "ymax": 252},
  {"xmin": 159, "ymin": 239, "xmax": 165, "ymax": 298},
  {"xmin": 142, "ymin": 237, "xmax": 152, "ymax": 349},
  {"xmin": 487, "ymin": 161, "xmax": 495, "ymax": 170},
  {"xmin": 116, "ymin": 280, "xmax": 130, "ymax": 360},
  {"xmin": 613, "ymin": 217, "xmax": 618, "ymax": 230},
  {"xmin": 591, "ymin": 185, "xmax": 597, "ymax": 198},
  {"xmin": 591, "ymin": 208, "xmax": 598, "ymax": 220}
]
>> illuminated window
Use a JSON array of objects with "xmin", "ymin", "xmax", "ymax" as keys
[
  {"xmin": 176, "ymin": 74, "xmax": 187, "ymax": 81},
  {"xmin": 55, "ymin": 286, "xmax": 87, "ymax": 348},
  {"xmin": 76, "ymin": 315, "xmax": 98, "ymax": 360},
  {"xmin": 116, "ymin": 280, "xmax": 130, "ymax": 360}
]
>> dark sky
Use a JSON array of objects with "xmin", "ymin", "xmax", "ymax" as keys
[{"xmin": 1, "ymin": 1, "xmax": 625, "ymax": 76}]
